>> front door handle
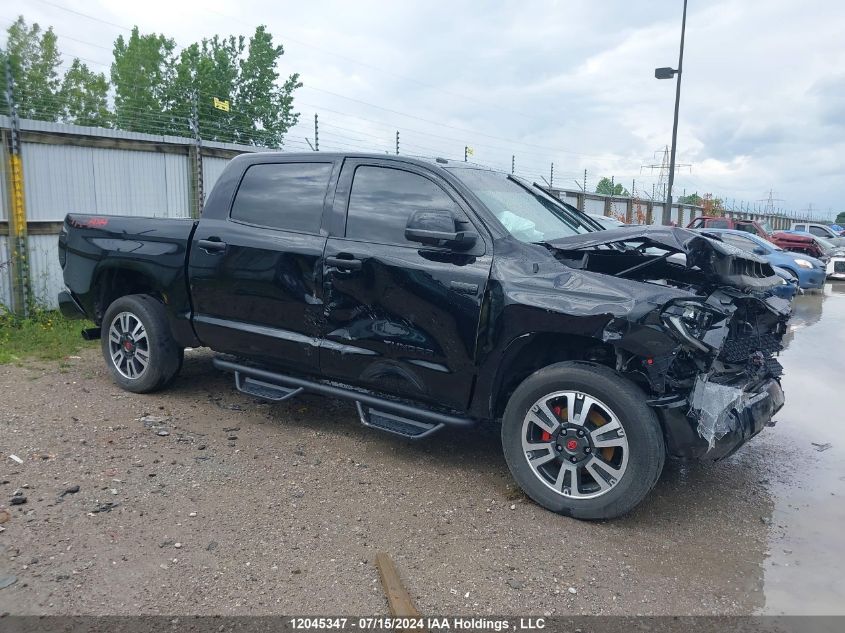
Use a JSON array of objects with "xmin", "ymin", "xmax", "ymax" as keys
[
  {"xmin": 326, "ymin": 256, "xmax": 362, "ymax": 271},
  {"xmin": 197, "ymin": 238, "xmax": 227, "ymax": 253}
]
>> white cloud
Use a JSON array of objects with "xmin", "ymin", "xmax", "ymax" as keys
[{"xmin": 4, "ymin": 0, "xmax": 844, "ymax": 214}]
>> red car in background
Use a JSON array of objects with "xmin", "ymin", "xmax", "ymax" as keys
[
  {"xmin": 686, "ymin": 216, "xmax": 773, "ymax": 240},
  {"xmin": 770, "ymin": 232, "xmax": 832, "ymax": 260},
  {"xmin": 686, "ymin": 216, "xmax": 823, "ymax": 256},
  {"xmin": 771, "ymin": 231, "xmax": 841, "ymax": 262}
]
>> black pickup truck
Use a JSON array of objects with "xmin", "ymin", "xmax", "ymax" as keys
[{"xmin": 58, "ymin": 153, "xmax": 790, "ymax": 519}]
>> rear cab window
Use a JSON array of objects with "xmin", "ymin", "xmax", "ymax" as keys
[
  {"xmin": 704, "ymin": 219, "xmax": 730, "ymax": 229},
  {"xmin": 230, "ymin": 162, "xmax": 333, "ymax": 233}
]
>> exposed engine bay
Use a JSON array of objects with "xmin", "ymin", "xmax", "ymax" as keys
[{"xmin": 545, "ymin": 226, "xmax": 791, "ymax": 452}]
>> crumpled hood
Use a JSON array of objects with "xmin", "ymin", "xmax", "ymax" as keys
[{"xmin": 546, "ymin": 226, "xmax": 780, "ymax": 294}]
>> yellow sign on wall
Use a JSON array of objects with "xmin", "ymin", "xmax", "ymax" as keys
[{"xmin": 213, "ymin": 97, "xmax": 230, "ymax": 112}]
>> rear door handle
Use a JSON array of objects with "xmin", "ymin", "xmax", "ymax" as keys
[
  {"xmin": 326, "ymin": 256, "xmax": 362, "ymax": 271},
  {"xmin": 197, "ymin": 238, "xmax": 227, "ymax": 253}
]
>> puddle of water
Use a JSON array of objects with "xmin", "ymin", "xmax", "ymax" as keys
[{"xmin": 761, "ymin": 285, "xmax": 845, "ymax": 614}]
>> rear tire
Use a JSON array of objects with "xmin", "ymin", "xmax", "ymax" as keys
[
  {"xmin": 501, "ymin": 361, "xmax": 665, "ymax": 520},
  {"xmin": 101, "ymin": 294, "xmax": 183, "ymax": 393}
]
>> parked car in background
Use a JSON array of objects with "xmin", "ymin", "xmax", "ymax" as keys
[
  {"xmin": 771, "ymin": 266, "xmax": 800, "ymax": 300},
  {"xmin": 784, "ymin": 233, "xmax": 845, "ymax": 265},
  {"xmin": 785, "ymin": 228, "xmax": 845, "ymax": 248},
  {"xmin": 698, "ymin": 228, "xmax": 825, "ymax": 290},
  {"xmin": 808, "ymin": 236, "xmax": 845, "ymax": 280},
  {"xmin": 826, "ymin": 257, "xmax": 845, "ymax": 281},
  {"xmin": 790, "ymin": 222, "xmax": 845, "ymax": 244},
  {"xmin": 687, "ymin": 216, "xmax": 772, "ymax": 240},
  {"xmin": 586, "ymin": 213, "xmax": 626, "ymax": 229},
  {"xmin": 770, "ymin": 231, "xmax": 828, "ymax": 259}
]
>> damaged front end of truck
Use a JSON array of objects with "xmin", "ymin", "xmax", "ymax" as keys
[{"xmin": 545, "ymin": 226, "xmax": 791, "ymax": 460}]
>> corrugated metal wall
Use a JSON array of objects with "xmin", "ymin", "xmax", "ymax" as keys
[
  {"xmin": 202, "ymin": 157, "xmax": 231, "ymax": 201},
  {"xmin": 0, "ymin": 237, "xmax": 10, "ymax": 312},
  {"xmin": 28, "ymin": 235, "xmax": 63, "ymax": 306},
  {"xmin": 0, "ymin": 117, "xmax": 264, "ymax": 310},
  {"xmin": 22, "ymin": 144, "xmax": 193, "ymax": 220}
]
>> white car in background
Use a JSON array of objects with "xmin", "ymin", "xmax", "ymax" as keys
[{"xmin": 826, "ymin": 255, "xmax": 845, "ymax": 280}]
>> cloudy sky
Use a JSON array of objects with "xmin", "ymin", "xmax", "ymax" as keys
[{"xmin": 5, "ymin": 0, "xmax": 845, "ymax": 216}]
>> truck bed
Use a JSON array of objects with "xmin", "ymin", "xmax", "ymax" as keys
[{"xmin": 58, "ymin": 214, "xmax": 199, "ymax": 346}]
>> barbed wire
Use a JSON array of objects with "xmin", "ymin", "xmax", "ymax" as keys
[{"xmin": 1, "ymin": 67, "xmax": 837, "ymax": 218}]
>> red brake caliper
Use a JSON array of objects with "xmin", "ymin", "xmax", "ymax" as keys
[{"xmin": 541, "ymin": 405, "xmax": 563, "ymax": 442}]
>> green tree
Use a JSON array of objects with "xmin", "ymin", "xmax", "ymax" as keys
[
  {"xmin": 169, "ymin": 35, "xmax": 245, "ymax": 140},
  {"xmin": 701, "ymin": 193, "xmax": 725, "ymax": 216},
  {"xmin": 236, "ymin": 25, "xmax": 301, "ymax": 146},
  {"xmin": 679, "ymin": 192, "xmax": 703, "ymax": 205},
  {"xmin": 595, "ymin": 177, "xmax": 629, "ymax": 197},
  {"xmin": 835, "ymin": 211, "xmax": 845, "ymax": 225},
  {"xmin": 168, "ymin": 25, "xmax": 301, "ymax": 146},
  {"xmin": 59, "ymin": 59, "xmax": 112, "ymax": 127},
  {"xmin": 111, "ymin": 27, "xmax": 176, "ymax": 134},
  {"xmin": 1, "ymin": 16, "xmax": 62, "ymax": 120}
]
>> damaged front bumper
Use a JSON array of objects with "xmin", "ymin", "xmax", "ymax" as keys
[
  {"xmin": 656, "ymin": 377, "xmax": 784, "ymax": 461},
  {"xmin": 646, "ymin": 291, "xmax": 789, "ymax": 461}
]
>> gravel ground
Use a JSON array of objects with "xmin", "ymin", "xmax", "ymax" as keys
[{"xmin": 0, "ymin": 291, "xmax": 841, "ymax": 616}]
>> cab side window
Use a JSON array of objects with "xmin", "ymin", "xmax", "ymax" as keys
[
  {"xmin": 231, "ymin": 162, "xmax": 332, "ymax": 233},
  {"xmin": 345, "ymin": 166, "xmax": 465, "ymax": 245}
]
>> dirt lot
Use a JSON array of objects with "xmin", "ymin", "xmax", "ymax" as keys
[{"xmin": 1, "ymin": 290, "xmax": 843, "ymax": 616}]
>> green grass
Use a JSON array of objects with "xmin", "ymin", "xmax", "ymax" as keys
[{"xmin": 0, "ymin": 310, "xmax": 97, "ymax": 365}]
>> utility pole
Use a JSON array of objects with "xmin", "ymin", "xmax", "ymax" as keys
[
  {"xmin": 550, "ymin": 163, "xmax": 554, "ymax": 188},
  {"xmin": 395, "ymin": 131, "xmax": 399, "ymax": 155},
  {"xmin": 189, "ymin": 92, "xmax": 203, "ymax": 220},
  {"xmin": 314, "ymin": 113, "xmax": 319, "ymax": 151},
  {"xmin": 4, "ymin": 57, "xmax": 29, "ymax": 316},
  {"xmin": 583, "ymin": 169, "xmax": 587, "ymax": 193},
  {"xmin": 665, "ymin": 0, "xmax": 687, "ymax": 223},
  {"xmin": 511, "ymin": 155, "xmax": 515, "ymax": 175},
  {"xmin": 464, "ymin": 146, "xmax": 468, "ymax": 162}
]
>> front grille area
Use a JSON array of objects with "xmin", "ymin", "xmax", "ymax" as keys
[
  {"xmin": 730, "ymin": 258, "xmax": 770, "ymax": 278},
  {"xmin": 835, "ymin": 261, "xmax": 845, "ymax": 273},
  {"xmin": 766, "ymin": 357, "xmax": 784, "ymax": 377},
  {"xmin": 719, "ymin": 333, "xmax": 782, "ymax": 364}
]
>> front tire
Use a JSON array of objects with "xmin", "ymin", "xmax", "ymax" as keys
[
  {"xmin": 501, "ymin": 361, "xmax": 665, "ymax": 520},
  {"xmin": 101, "ymin": 294, "xmax": 183, "ymax": 393}
]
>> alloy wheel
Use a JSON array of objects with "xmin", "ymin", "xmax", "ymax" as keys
[
  {"xmin": 521, "ymin": 390, "xmax": 629, "ymax": 499},
  {"xmin": 108, "ymin": 311, "xmax": 150, "ymax": 379}
]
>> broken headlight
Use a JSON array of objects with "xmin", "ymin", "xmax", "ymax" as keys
[{"xmin": 662, "ymin": 300, "xmax": 718, "ymax": 352}]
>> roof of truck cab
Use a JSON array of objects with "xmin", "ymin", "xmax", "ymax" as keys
[{"xmin": 230, "ymin": 151, "xmax": 500, "ymax": 172}]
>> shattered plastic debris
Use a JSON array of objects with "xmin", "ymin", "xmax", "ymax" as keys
[
  {"xmin": 811, "ymin": 442, "xmax": 832, "ymax": 452},
  {"xmin": 689, "ymin": 376, "xmax": 745, "ymax": 449}
]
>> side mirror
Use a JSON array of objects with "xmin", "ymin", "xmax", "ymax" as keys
[
  {"xmin": 753, "ymin": 246, "xmax": 767, "ymax": 255},
  {"xmin": 405, "ymin": 209, "xmax": 478, "ymax": 250}
]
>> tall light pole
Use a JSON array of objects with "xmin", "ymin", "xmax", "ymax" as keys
[{"xmin": 655, "ymin": 0, "xmax": 688, "ymax": 225}]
